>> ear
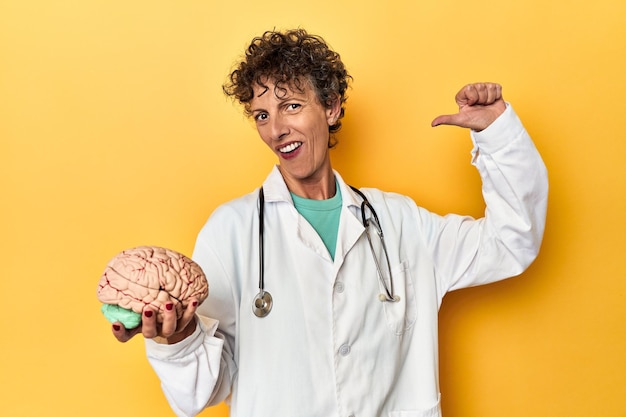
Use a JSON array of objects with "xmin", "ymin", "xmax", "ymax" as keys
[{"xmin": 326, "ymin": 97, "xmax": 342, "ymax": 125}]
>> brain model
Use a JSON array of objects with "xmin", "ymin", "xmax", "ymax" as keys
[{"xmin": 97, "ymin": 246, "xmax": 208, "ymax": 328}]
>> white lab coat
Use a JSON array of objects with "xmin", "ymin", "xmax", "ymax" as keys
[{"xmin": 146, "ymin": 105, "xmax": 548, "ymax": 417}]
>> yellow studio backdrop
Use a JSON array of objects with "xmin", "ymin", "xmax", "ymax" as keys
[{"xmin": 1, "ymin": 0, "xmax": 624, "ymax": 416}]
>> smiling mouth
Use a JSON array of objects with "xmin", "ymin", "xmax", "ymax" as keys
[{"xmin": 278, "ymin": 142, "xmax": 302, "ymax": 154}]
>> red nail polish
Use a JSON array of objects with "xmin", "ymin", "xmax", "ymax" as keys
[
  {"xmin": 144, "ymin": 310, "xmax": 153, "ymax": 318},
  {"xmin": 192, "ymin": 301, "xmax": 198, "ymax": 307},
  {"xmin": 113, "ymin": 324, "xmax": 121, "ymax": 331},
  {"xmin": 165, "ymin": 303, "xmax": 173, "ymax": 311}
]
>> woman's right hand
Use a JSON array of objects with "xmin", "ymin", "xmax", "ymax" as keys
[{"xmin": 111, "ymin": 299, "xmax": 199, "ymax": 344}]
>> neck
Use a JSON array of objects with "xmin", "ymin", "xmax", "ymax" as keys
[{"xmin": 280, "ymin": 168, "xmax": 336, "ymax": 200}]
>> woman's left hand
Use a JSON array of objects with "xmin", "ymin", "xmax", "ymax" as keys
[{"xmin": 431, "ymin": 82, "xmax": 507, "ymax": 132}]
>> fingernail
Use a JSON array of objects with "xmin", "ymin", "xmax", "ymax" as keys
[
  {"xmin": 144, "ymin": 310, "xmax": 153, "ymax": 318},
  {"xmin": 112, "ymin": 324, "xmax": 121, "ymax": 331},
  {"xmin": 192, "ymin": 301, "xmax": 198, "ymax": 307},
  {"xmin": 165, "ymin": 303, "xmax": 173, "ymax": 311}
]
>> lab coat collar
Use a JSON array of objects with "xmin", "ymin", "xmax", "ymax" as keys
[
  {"xmin": 260, "ymin": 166, "xmax": 292, "ymax": 203},
  {"xmin": 261, "ymin": 165, "xmax": 366, "ymax": 267},
  {"xmin": 261, "ymin": 165, "xmax": 364, "ymax": 212}
]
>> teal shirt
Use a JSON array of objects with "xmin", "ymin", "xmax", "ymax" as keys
[{"xmin": 291, "ymin": 183, "xmax": 342, "ymax": 260}]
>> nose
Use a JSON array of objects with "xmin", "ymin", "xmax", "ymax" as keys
[{"xmin": 269, "ymin": 113, "xmax": 289, "ymax": 141}]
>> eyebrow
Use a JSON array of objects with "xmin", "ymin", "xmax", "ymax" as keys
[{"xmin": 250, "ymin": 87, "xmax": 308, "ymax": 114}]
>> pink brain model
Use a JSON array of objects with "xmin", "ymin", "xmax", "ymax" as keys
[{"xmin": 97, "ymin": 246, "xmax": 208, "ymax": 323}]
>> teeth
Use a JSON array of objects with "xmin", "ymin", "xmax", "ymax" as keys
[{"xmin": 279, "ymin": 142, "xmax": 302, "ymax": 153}]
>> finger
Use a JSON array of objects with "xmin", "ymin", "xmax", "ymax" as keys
[
  {"xmin": 471, "ymin": 83, "xmax": 496, "ymax": 105},
  {"xmin": 493, "ymin": 83, "xmax": 503, "ymax": 103},
  {"xmin": 480, "ymin": 83, "xmax": 499, "ymax": 104},
  {"xmin": 160, "ymin": 302, "xmax": 177, "ymax": 337},
  {"xmin": 112, "ymin": 321, "xmax": 141, "ymax": 343},
  {"xmin": 141, "ymin": 306, "xmax": 159, "ymax": 339},
  {"xmin": 159, "ymin": 300, "xmax": 199, "ymax": 344},
  {"xmin": 455, "ymin": 84, "xmax": 479, "ymax": 107},
  {"xmin": 431, "ymin": 113, "xmax": 465, "ymax": 127},
  {"xmin": 477, "ymin": 83, "xmax": 491, "ymax": 104},
  {"xmin": 476, "ymin": 83, "xmax": 502, "ymax": 105},
  {"xmin": 176, "ymin": 299, "xmax": 199, "ymax": 333},
  {"xmin": 485, "ymin": 84, "xmax": 495, "ymax": 104}
]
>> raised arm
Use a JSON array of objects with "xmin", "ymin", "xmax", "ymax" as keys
[{"xmin": 424, "ymin": 83, "xmax": 548, "ymax": 293}]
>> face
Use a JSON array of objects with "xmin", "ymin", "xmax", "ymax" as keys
[{"xmin": 250, "ymin": 79, "xmax": 340, "ymax": 197}]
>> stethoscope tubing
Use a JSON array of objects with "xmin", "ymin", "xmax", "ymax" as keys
[
  {"xmin": 253, "ymin": 185, "xmax": 398, "ymax": 318},
  {"xmin": 253, "ymin": 188, "xmax": 273, "ymax": 317}
]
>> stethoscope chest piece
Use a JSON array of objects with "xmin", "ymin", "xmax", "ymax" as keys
[{"xmin": 253, "ymin": 290, "xmax": 273, "ymax": 317}]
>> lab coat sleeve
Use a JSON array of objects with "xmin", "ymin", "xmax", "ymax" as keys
[
  {"xmin": 144, "ymin": 235, "xmax": 238, "ymax": 417},
  {"xmin": 144, "ymin": 317, "xmax": 225, "ymax": 417},
  {"xmin": 424, "ymin": 104, "xmax": 548, "ymax": 294}
]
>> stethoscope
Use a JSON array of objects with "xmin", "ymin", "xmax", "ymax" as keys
[{"xmin": 253, "ymin": 185, "xmax": 399, "ymax": 318}]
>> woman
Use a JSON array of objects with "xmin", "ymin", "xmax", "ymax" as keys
[{"xmin": 113, "ymin": 29, "xmax": 548, "ymax": 417}]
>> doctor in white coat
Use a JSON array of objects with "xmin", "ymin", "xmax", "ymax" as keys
[{"xmin": 112, "ymin": 29, "xmax": 548, "ymax": 417}]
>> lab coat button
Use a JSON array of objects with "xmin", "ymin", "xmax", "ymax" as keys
[
  {"xmin": 338, "ymin": 344, "xmax": 351, "ymax": 356},
  {"xmin": 334, "ymin": 282, "xmax": 345, "ymax": 293}
]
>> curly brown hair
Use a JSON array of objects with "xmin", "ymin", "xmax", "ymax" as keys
[{"xmin": 223, "ymin": 29, "xmax": 351, "ymax": 139}]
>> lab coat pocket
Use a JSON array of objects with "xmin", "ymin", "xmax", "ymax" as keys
[
  {"xmin": 388, "ymin": 394, "xmax": 442, "ymax": 417},
  {"xmin": 382, "ymin": 260, "xmax": 417, "ymax": 335}
]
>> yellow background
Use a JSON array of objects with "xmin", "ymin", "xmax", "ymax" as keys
[{"xmin": 1, "ymin": 0, "xmax": 624, "ymax": 416}]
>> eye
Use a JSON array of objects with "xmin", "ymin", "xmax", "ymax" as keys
[
  {"xmin": 254, "ymin": 112, "xmax": 268, "ymax": 122},
  {"xmin": 286, "ymin": 103, "xmax": 301, "ymax": 111}
]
